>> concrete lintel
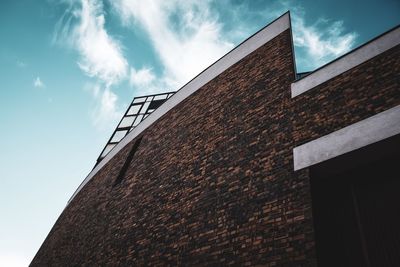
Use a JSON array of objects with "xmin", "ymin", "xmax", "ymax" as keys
[{"xmin": 293, "ymin": 105, "xmax": 400, "ymax": 171}]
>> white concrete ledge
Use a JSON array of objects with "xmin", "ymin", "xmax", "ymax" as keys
[
  {"xmin": 293, "ymin": 105, "xmax": 400, "ymax": 171},
  {"xmin": 67, "ymin": 12, "xmax": 291, "ymax": 205},
  {"xmin": 291, "ymin": 26, "xmax": 400, "ymax": 98}
]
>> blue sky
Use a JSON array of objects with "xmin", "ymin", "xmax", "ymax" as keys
[{"xmin": 0, "ymin": 0, "xmax": 399, "ymax": 265}]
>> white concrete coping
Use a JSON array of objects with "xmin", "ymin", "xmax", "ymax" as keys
[
  {"xmin": 67, "ymin": 12, "xmax": 291, "ymax": 205},
  {"xmin": 291, "ymin": 26, "xmax": 400, "ymax": 98},
  {"xmin": 293, "ymin": 105, "xmax": 400, "ymax": 171}
]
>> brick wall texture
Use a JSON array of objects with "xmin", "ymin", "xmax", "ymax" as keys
[{"xmin": 31, "ymin": 27, "xmax": 400, "ymax": 266}]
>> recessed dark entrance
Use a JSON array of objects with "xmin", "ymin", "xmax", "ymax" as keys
[{"xmin": 310, "ymin": 134, "xmax": 400, "ymax": 267}]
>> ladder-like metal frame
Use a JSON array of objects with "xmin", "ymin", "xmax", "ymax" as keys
[{"xmin": 96, "ymin": 91, "xmax": 175, "ymax": 165}]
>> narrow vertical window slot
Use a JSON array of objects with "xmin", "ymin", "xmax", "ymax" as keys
[{"xmin": 113, "ymin": 136, "xmax": 143, "ymax": 186}]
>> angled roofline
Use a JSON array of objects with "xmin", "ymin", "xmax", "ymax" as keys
[
  {"xmin": 291, "ymin": 24, "xmax": 400, "ymax": 97},
  {"xmin": 67, "ymin": 11, "xmax": 292, "ymax": 204}
]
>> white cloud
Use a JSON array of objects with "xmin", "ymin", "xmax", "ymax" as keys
[
  {"xmin": 33, "ymin": 77, "xmax": 45, "ymax": 88},
  {"xmin": 55, "ymin": 0, "xmax": 129, "ymax": 130},
  {"xmin": 83, "ymin": 83, "xmax": 122, "ymax": 130},
  {"xmin": 94, "ymin": 88, "xmax": 121, "ymax": 128},
  {"xmin": 54, "ymin": 0, "xmax": 357, "ymax": 129},
  {"xmin": 83, "ymin": 82, "xmax": 101, "ymax": 98},
  {"xmin": 193, "ymin": 1, "xmax": 357, "ymax": 71},
  {"xmin": 16, "ymin": 61, "xmax": 27, "ymax": 68},
  {"xmin": 129, "ymin": 67, "xmax": 155, "ymax": 88},
  {"xmin": 112, "ymin": 0, "xmax": 357, "ymax": 85},
  {"xmin": 291, "ymin": 11, "xmax": 357, "ymax": 69},
  {"xmin": 55, "ymin": 0, "xmax": 128, "ymax": 86},
  {"xmin": 112, "ymin": 0, "xmax": 233, "ymax": 90},
  {"xmin": 73, "ymin": 0, "xmax": 128, "ymax": 86}
]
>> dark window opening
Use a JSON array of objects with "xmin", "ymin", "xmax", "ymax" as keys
[
  {"xmin": 113, "ymin": 136, "xmax": 143, "ymax": 187},
  {"xmin": 310, "ymin": 134, "xmax": 400, "ymax": 267},
  {"xmin": 148, "ymin": 99, "xmax": 166, "ymax": 110}
]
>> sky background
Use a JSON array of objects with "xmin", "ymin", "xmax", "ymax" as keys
[{"xmin": 0, "ymin": 0, "xmax": 399, "ymax": 266}]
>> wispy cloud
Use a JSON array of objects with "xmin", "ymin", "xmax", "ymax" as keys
[
  {"xmin": 83, "ymin": 82, "xmax": 122, "ymax": 130},
  {"xmin": 33, "ymin": 77, "xmax": 45, "ymax": 88},
  {"xmin": 200, "ymin": 1, "xmax": 357, "ymax": 71},
  {"xmin": 112, "ymin": 0, "xmax": 356, "ymax": 85},
  {"xmin": 16, "ymin": 61, "xmax": 27, "ymax": 68},
  {"xmin": 291, "ymin": 13, "xmax": 357, "ymax": 70},
  {"xmin": 129, "ymin": 67, "xmax": 155, "ymax": 88},
  {"xmin": 112, "ymin": 0, "xmax": 233, "ymax": 92},
  {"xmin": 55, "ymin": 0, "xmax": 128, "ymax": 129},
  {"xmin": 55, "ymin": 0, "xmax": 357, "ymax": 128},
  {"xmin": 74, "ymin": 0, "xmax": 128, "ymax": 86},
  {"xmin": 55, "ymin": 0, "xmax": 128, "ymax": 86}
]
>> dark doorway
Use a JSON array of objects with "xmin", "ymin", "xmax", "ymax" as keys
[{"xmin": 310, "ymin": 134, "xmax": 400, "ymax": 267}]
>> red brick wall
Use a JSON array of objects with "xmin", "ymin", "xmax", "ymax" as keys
[
  {"xmin": 31, "ymin": 28, "xmax": 400, "ymax": 266},
  {"xmin": 292, "ymin": 45, "xmax": 400, "ymax": 147}
]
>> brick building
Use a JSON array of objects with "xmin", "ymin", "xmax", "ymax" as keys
[{"xmin": 31, "ymin": 12, "xmax": 400, "ymax": 266}]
